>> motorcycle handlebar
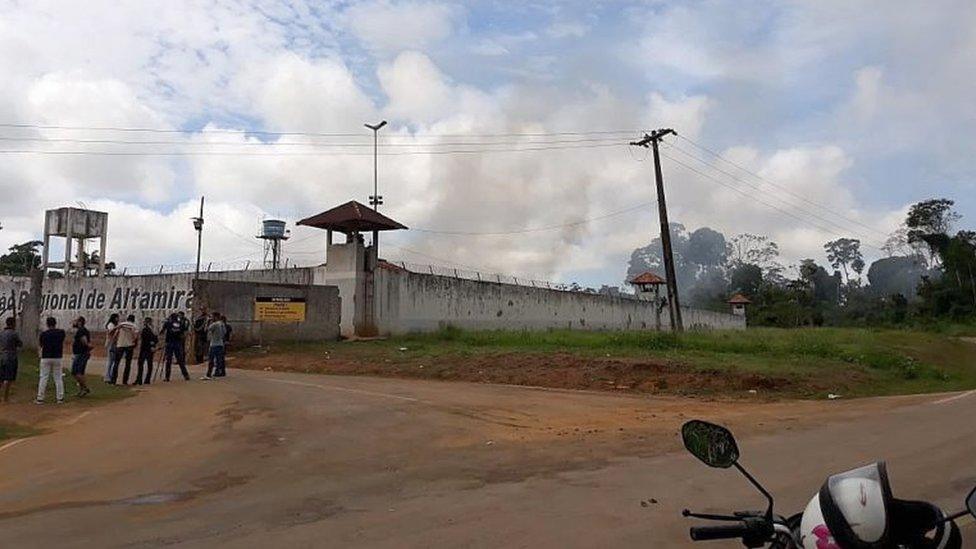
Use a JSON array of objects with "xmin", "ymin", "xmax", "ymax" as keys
[{"xmin": 689, "ymin": 523, "xmax": 750, "ymax": 541}]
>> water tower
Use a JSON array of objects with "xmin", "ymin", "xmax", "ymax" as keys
[
  {"xmin": 41, "ymin": 207, "xmax": 109, "ymax": 277},
  {"xmin": 257, "ymin": 219, "xmax": 290, "ymax": 270}
]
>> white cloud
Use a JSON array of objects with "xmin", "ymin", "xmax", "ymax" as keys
[
  {"xmin": 378, "ymin": 51, "xmax": 456, "ymax": 121},
  {"xmin": 343, "ymin": 0, "xmax": 460, "ymax": 53}
]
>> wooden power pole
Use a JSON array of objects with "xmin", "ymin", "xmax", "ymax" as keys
[{"xmin": 631, "ymin": 129, "xmax": 683, "ymax": 332}]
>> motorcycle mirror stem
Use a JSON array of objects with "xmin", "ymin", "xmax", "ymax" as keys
[
  {"xmin": 733, "ymin": 461, "xmax": 775, "ymax": 521},
  {"xmin": 928, "ymin": 485, "xmax": 976, "ymax": 528}
]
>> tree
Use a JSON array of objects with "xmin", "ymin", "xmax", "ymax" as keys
[
  {"xmin": 906, "ymin": 198, "xmax": 960, "ymax": 265},
  {"xmin": 799, "ymin": 259, "xmax": 842, "ymax": 304},
  {"xmin": 729, "ymin": 263, "xmax": 763, "ymax": 297},
  {"xmin": 727, "ymin": 233, "xmax": 782, "ymax": 280},
  {"xmin": 0, "ymin": 241, "xmax": 42, "ymax": 275},
  {"xmin": 686, "ymin": 227, "xmax": 727, "ymax": 269},
  {"xmin": 824, "ymin": 238, "xmax": 864, "ymax": 284},
  {"xmin": 79, "ymin": 250, "xmax": 116, "ymax": 276},
  {"xmin": 866, "ymin": 256, "xmax": 927, "ymax": 300}
]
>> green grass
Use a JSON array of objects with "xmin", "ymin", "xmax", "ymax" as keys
[
  {"xmin": 250, "ymin": 326, "xmax": 976, "ymax": 398},
  {"xmin": 0, "ymin": 350, "xmax": 133, "ymax": 442}
]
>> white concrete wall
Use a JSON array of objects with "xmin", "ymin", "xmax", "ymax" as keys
[
  {"xmin": 0, "ymin": 268, "xmax": 314, "ymax": 333},
  {"xmin": 373, "ymin": 269, "xmax": 744, "ymax": 334},
  {"xmin": 0, "ymin": 275, "xmax": 32, "ymax": 319}
]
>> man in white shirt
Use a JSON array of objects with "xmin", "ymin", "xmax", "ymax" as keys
[{"xmin": 114, "ymin": 314, "xmax": 140, "ymax": 385}]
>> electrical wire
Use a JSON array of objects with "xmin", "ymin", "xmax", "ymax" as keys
[
  {"xmin": 658, "ymin": 150, "xmax": 886, "ymax": 251},
  {"xmin": 0, "ymin": 122, "xmax": 639, "ymax": 139},
  {"xmin": 0, "ymin": 142, "xmax": 625, "ymax": 157},
  {"xmin": 674, "ymin": 134, "xmax": 890, "ymax": 238},
  {"xmin": 661, "ymin": 142, "xmax": 885, "ymax": 248},
  {"xmin": 0, "ymin": 135, "xmax": 628, "ymax": 148}
]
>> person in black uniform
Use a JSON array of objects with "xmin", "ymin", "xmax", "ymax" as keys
[
  {"xmin": 136, "ymin": 317, "xmax": 158, "ymax": 385},
  {"xmin": 160, "ymin": 313, "xmax": 190, "ymax": 381},
  {"xmin": 70, "ymin": 316, "xmax": 92, "ymax": 397}
]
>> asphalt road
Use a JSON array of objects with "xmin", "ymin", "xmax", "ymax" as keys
[{"xmin": 0, "ymin": 365, "xmax": 973, "ymax": 548}]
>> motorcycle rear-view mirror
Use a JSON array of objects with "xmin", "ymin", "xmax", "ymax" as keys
[
  {"xmin": 967, "ymin": 486, "xmax": 976, "ymax": 518},
  {"xmin": 681, "ymin": 420, "xmax": 740, "ymax": 469}
]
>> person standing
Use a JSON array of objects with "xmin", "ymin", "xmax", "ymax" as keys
[
  {"xmin": 216, "ymin": 313, "xmax": 231, "ymax": 377},
  {"xmin": 161, "ymin": 313, "xmax": 190, "ymax": 381},
  {"xmin": 116, "ymin": 314, "xmax": 140, "ymax": 385},
  {"xmin": 136, "ymin": 317, "xmax": 157, "ymax": 385},
  {"xmin": 37, "ymin": 317, "xmax": 66, "ymax": 404},
  {"xmin": 103, "ymin": 313, "xmax": 120, "ymax": 384},
  {"xmin": 0, "ymin": 317, "xmax": 22, "ymax": 403},
  {"xmin": 70, "ymin": 316, "xmax": 92, "ymax": 397},
  {"xmin": 202, "ymin": 312, "xmax": 226, "ymax": 380},
  {"xmin": 192, "ymin": 308, "xmax": 209, "ymax": 365}
]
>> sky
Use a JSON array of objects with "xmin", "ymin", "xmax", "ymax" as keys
[{"xmin": 0, "ymin": 0, "xmax": 974, "ymax": 287}]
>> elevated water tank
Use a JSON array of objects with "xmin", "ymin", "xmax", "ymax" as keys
[{"xmin": 261, "ymin": 219, "xmax": 287, "ymax": 239}]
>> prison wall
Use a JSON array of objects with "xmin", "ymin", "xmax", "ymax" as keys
[
  {"xmin": 373, "ymin": 269, "xmax": 743, "ymax": 334},
  {"xmin": 192, "ymin": 279, "xmax": 340, "ymax": 345},
  {"xmin": 0, "ymin": 268, "xmax": 315, "ymax": 333}
]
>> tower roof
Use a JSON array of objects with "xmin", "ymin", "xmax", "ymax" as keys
[
  {"xmin": 297, "ymin": 201, "xmax": 407, "ymax": 233},
  {"xmin": 629, "ymin": 271, "xmax": 666, "ymax": 285},
  {"xmin": 728, "ymin": 293, "xmax": 752, "ymax": 304}
]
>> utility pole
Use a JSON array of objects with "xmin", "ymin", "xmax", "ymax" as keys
[
  {"xmin": 631, "ymin": 129, "xmax": 683, "ymax": 332},
  {"xmin": 192, "ymin": 196, "xmax": 205, "ymax": 282}
]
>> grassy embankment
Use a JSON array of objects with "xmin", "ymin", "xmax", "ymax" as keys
[
  {"xmin": 236, "ymin": 326, "xmax": 976, "ymax": 399},
  {"xmin": 0, "ymin": 350, "xmax": 132, "ymax": 442}
]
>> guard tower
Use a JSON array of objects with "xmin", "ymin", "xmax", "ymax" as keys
[
  {"xmin": 629, "ymin": 271, "xmax": 668, "ymax": 331},
  {"xmin": 257, "ymin": 219, "xmax": 290, "ymax": 270},
  {"xmin": 41, "ymin": 207, "xmax": 109, "ymax": 277},
  {"xmin": 298, "ymin": 200, "xmax": 407, "ymax": 337}
]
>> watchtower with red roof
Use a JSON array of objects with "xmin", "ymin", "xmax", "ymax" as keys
[
  {"xmin": 727, "ymin": 293, "xmax": 752, "ymax": 317},
  {"xmin": 298, "ymin": 200, "xmax": 407, "ymax": 337}
]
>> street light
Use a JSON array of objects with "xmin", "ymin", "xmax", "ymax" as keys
[
  {"xmin": 192, "ymin": 196, "xmax": 204, "ymax": 281},
  {"xmin": 364, "ymin": 120, "xmax": 387, "ymax": 211}
]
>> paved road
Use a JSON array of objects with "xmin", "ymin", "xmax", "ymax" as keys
[{"xmin": 0, "ymin": 366, "xmax": 974, "ymax": 548}]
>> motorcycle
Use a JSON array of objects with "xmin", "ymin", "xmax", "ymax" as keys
[{"xmin": 679, "ymin": 419, "xmax": 976, "ymax": 548}]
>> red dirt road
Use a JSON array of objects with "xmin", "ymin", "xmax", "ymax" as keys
[{"xmin": 0, "ymin": 365, "xmax": 973, "ymax": 547}]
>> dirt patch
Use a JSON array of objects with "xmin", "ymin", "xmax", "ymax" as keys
[{"xmin": 233, "ymin": 350, "xmax": 820, "ymax": 397}]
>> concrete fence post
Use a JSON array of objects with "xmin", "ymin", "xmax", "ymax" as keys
[{"xmin": 20, "ymin": 269, "xmax": 43, "ymax": 351}]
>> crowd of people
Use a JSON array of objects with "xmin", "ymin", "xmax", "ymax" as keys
[{"xmin": 0, "ymin": 309, "xmax": 233, "ymax": 404}]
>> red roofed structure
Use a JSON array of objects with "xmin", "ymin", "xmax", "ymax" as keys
[
  {"xmin": 297, "ymin": 200, "xmax": 407, "ymax": 234},
  {"xmin": 629, "ymin": 272, "xmax": 666, "ymax": 286},
  {"xmin": 727, "ymin": 293, "xmax": 751, "ymax": 317}
]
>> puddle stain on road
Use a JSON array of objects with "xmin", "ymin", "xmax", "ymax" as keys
[{"xmin": 0, "ymin": 472, "xmax": 251, "ymax": 521}]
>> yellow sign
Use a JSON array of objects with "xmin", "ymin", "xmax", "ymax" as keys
[{"xmin": 254, "ymin": 297, "xmax": 306, "ymax": 323}]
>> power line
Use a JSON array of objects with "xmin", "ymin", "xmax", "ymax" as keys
[
  {"xmin": 0, "ymin": 121, "xmax": 639, "ymax": 139},
  {"xmin": 674, "ymin": 134, "xmax": 889, "ymax": 238},
  {"xmin": 661, "ymin": 143, "xmax": 886, "ymax": 249},
  {"xmin": 658, "ymin": 150, "xmax": 886, "ymax": 251},
  {"xmin": 0, "ymin": 142, "xmax": 624, "ymax": 157},
  {"xmin": 211, "ymin": 218, "xmax": 264, "ymax": 249},
  {"xmin": 411, "ymin": 202, "xmax": 653, "ymax": 236},
  {"xmin": 0, "ymin": 135, "xmax": 628, "ymax": 148}
]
